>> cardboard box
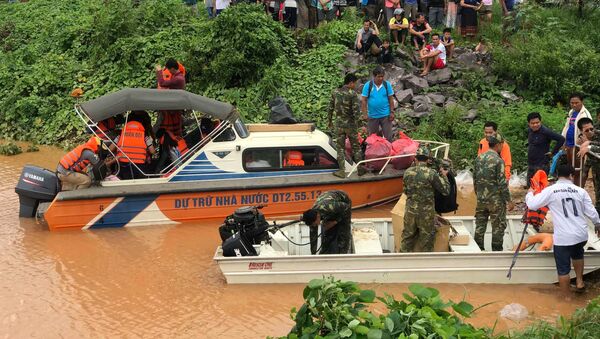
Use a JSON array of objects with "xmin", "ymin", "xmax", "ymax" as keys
[{"xmin": 391, "ymin": 194, "xmax": 450, "ymax": 252}]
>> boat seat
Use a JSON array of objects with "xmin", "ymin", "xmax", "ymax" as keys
[
  {"xmin": 352, "ymin": 225, "xmax": 383, "ymax": 254},
  {"xmin": 449, "ymin": 225, "xmax": 481, "ymax": 253}
]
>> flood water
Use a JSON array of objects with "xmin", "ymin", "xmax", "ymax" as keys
[{"xmin": 1, "ymin": 144, "xmax": 598, "ymax": 338}]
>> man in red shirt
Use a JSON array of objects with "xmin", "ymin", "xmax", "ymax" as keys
[{"xmin": 154, "ymin": 59, "xmax": 186, "ymax": 137}]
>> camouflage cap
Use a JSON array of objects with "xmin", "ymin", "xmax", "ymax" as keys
[
  {"xmin": 487, "ymin": 133, "xmax": 504, "ymax": 145},
  {"xmin": 416, "ymin": 145, "xmax": 431, "ymax": 157}
]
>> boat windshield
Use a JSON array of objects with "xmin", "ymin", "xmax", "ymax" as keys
[{"xmin": 233, "ymin": 119, "xmax": 249, "ymax": 139}]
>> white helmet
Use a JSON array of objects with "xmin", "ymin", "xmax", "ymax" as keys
[{"xmin": 393, "ymin": 8, "xmax": 404, "ymax": 15}]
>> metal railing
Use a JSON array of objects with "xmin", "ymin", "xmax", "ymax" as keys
[{"xmin": 346, "ymin": 140, "xmax": 450, "ymax": 177}]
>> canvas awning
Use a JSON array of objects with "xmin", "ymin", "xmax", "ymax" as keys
[{"xmin": 79, "ymin": 88, "xmax": 235, "ymax": 123}]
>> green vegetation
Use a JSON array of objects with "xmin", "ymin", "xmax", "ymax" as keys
[
  {"xmin": 278, "ymin": 277, "xmax": 600, "ymax": 338},
  {"xmin": 281, "ymin": 277, "xmax": 489, "ymax": 339},
  {"xmin": 0, "ymin": 142, "xmax": 22, "ymax": 156}
]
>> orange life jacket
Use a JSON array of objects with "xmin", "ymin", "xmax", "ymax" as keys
[
  {"xmin": 160, "ymin": 130, "xmax": 189, "ymax": 156},
  {"xmin": 159, "ymin": 111, "xmax": 183, "ymax": 137},
  {"xmin": 523, "ymin": 170, "xmax": 549, "ymax": 227},
  {"xmin": 117, "ymin": 121, "xmax": 148, "ymax": 164},
  {"xmin": 284, "ymin": 151, "xmax": 305, "ymax": 166},
  {"xmin": 157, "ymin": 62, "xmax": 186, "ymax": 89},
  {"xmin": 59, "ymin": 137, "xmax": 99, "ymax": 173}
]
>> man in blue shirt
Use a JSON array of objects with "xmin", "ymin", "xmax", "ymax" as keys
[
  {"xmin": 361, "ymin": 66, "xmax": 395, "ymax": 142},
  {"xmin": 527, "ymin": 112, "xmax": 565, "ymax": 186}
]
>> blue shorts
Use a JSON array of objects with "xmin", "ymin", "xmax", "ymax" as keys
[{"xmin": 553, "ymin": 241, "xmax": 586, "ymax": 276}]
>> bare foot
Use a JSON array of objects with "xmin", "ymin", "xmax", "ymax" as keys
[{"xmin": 420, "ymin": 71, "xmax": 429, "ymax": 76}]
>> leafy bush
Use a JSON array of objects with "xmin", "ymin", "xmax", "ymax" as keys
[
  {"xmin": 281, "ymin": 277, "xmax": 489, "ymax": 339},
  {"xmin": 0, "ymin": 142, "xmax": 22, "ymax": 156},
  {"xmin": 492, "ymin": 3, "xmax": 600, "ymax": 105},
  {"xmin": 185, "ymin": 4, "xmax": 296, "ymax": 88},
  {"xmin": 294, "ymin": 8, "xmax": 362, "ymax": 51}
]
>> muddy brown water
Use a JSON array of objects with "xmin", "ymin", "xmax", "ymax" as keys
[{"xmin": 1, "ymin": 144, "xmax": 597, "ymax": 338}]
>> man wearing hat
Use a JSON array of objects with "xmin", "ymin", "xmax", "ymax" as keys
[
  {"xmin": 388, "ymin": 8, "xmax": 409, "ymax": 45},
  {"xmin": 473, "ymin": 134, "xmax": 514, "ymax": 251},
  {"xmin": 401, "ymin": 145, "xmax": 450, "ymax": 252},
  {"xmin": 303, "ymin": 190, "xmax": 353, "ymax": 255}
]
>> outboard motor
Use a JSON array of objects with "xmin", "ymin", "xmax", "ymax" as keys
[
  {"xmin": 219, "ymin": 206, "xmax": 269, "ymax": 243},
  {"xmin": 15, "ymin": 165, "xmax": 60, "ymax": 217}
]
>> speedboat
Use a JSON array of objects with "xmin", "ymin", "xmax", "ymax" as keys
[
  {"xmin": 214, "ymin": 215, "xmax": 600, "ymax": 284},
  {"xmin": 15, "ymin": 88, "xmax": 448, "ymax": 230}
]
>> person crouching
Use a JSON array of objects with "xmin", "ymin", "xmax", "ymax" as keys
[{"xmin": 302, "ymin": 190, "xmax": 353, "ymax": 254}]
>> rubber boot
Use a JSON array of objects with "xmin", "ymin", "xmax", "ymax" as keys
[{"xmin": 357, "ymin": 166, "xmax": 367, "ymax": 176}]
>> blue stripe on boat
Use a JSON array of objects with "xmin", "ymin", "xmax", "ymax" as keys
[{"xmin": 90, "ymin": 195, "xmax": 158, "ymax": 229}]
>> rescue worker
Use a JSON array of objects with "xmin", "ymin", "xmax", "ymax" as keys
[
  {"xmin": 327, "ymin": 73, "xmax": 365, "ymax": 178},
  {"xmin": 155, "ymin": 128, "xmax": 189, "ymax": 171},
  {"xmin": 56, "ymin": 136, "xmax": 103, "ymax": 191},
  {"xmin": 401, "ymin": 145, "xmax": 450, "ymax": 252},
  {"xmin": 112, "ymin": 111, "xmax": 156, "ymax": 180},
  {"xmin": 478, "ymin": 121, "xmax": 512, "ymax": 181},
  {"xmin": 302, "ymin": 190, "xmax": 353, "ymax": 255},
  {"xmin": 154, "ymin": 59, "xmax": 186, "ymax": 137},
  {"xmin": 579, "ymin": 119, "xmax": 600, "ymax": 215},
  {"xmin": 473, "ymin": 134, "xmax": 514, "ymax": 251}
]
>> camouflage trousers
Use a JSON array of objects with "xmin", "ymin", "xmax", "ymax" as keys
[
  {"xmin": 591, "ymin": 165, "xmax": 600, "ymax": 216},
  {"xmin": 335, "ymin": 124, "xmax": 362, "ymax": 172},
  {"xmin": 474, "ymin": 200, "xmax": 507, "ymax": 251},
  {"xmin": 401, "ymin": 208, "xmax": 436, "ymax": 252}
]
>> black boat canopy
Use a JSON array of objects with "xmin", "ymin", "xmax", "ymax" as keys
[{"xmin": 79, "ymin": 88, "xmax": 235, "ymax": 123}]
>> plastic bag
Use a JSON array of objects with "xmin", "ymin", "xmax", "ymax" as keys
[
  {"xmin": 509, "ymin": 171, "xmax": 527, "ymax": 188},
  {"xmin": 345, "ymin": 132, "xmax": 366, "ymax": 160},
  {"xmin": 455, "ymin": 169, "xmax": 473, "ymax": 193},
  {"xmin": 364, "ymin": 134, "xmax": 392, "ymax": 171},
  {"xmin": 390, "ymin": 131, "xmax": 419, "ymax": 170},
  {"xmin": 499, "ymin": 303, "xmax": 528, "ymax": 321}
]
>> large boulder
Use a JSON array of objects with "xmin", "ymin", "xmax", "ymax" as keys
[
  {"xmin": 383, "ymin": 64, "xmax": 407, "ymax": 86},
  {"xmin": 396, "ymin": 89, "xmax": 413, "ymax": 103},
  {"xmin": 424, "ymin": 67, "xmax": 452, "ymax": 85},
  {"xmin": 412, "ymin": 94, "xmax": 432, "ymax": 104},
  {"xmin": 463, "ymin": 109, "xmax": 478, "ymax": 122},
  {"xmin": 413, "ymin": 101, "xmax": 431, "ymax": 113},
  {"xmin": 401, "ymin": 74, "xmax": 429, "ymax": 93},
  {"xmin": 343, "ymin": 51, "xmax": 361, "ymax": 73},
  {"xmin": 455, "ymin": 52, "xmax": 479, "ymax": 70},
  {"xmin": 427, "ymin": 93, "xmax": 446, "ymax": 105}
]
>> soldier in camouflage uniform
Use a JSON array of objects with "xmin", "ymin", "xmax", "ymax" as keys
[
  {"xmin": 303, "ymin": 190, "xmax": 353, "ymax": 254},
  {"xmin": 327, "ymin": 73, "xmax": 365, "ymax": 178},
  {"xmin": 473, "ymin": 134, "xmax": 513, "ymax": 251},
  {"xmin": 578, "ymin": 117, "xmax": 600, "ymax": 214},
  {"xmin": 401, "ymin": 145, "xmax": 450, "ymax": 252}
]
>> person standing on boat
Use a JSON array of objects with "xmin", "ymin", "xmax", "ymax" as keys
[
  {"xmin": 154, "ymin": 59, "xmax": 186, "ymax": 137},
  {"xmin": 525, "ymin": 164, "xmax": 600, "ymax": 297},
  {"xmin": 328, "ymin": 73, "xmax": 365, "ymax": 178},
  {"xmin": 361, "ymin": 66, "xmax": 395, "ymax": 142},
  {"xmin": 473, "ymin": 134, "xmax": 513, "ymax": 251},
  {"xmin": 56, "ymin": 136, "xmax": 103, "ymax": 191},
  {"xmin": 302, "ymin": 190, "xmax": 353, "ymax": 255},
  {"xmin": 400, "ymin": 145, "xmax": 450, "ymax": 252}
]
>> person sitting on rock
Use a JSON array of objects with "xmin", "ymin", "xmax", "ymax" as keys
[
  {"xmin": 475, "ymin": 36, "xmax": 491, "ymax": 64},
  {"xmin": 355, "ymin": 19, "xmax": 382, "ymax": 57},
  {"xmin": 378, "ymin": 40, "xmax": 394, "ymax": 64},
  {"xmin": 409, "ymin": 13, "xmax": 432, "ymax": 50},
  {"xmin": 419, "ymin": 33, "xmax": 446, "ymax": 76},
  {"xmin": 441, "ymin": 28, "xmax": 455, "ymax": 59},
  {"xmin": 389, "ymin": 8, "xmax": 409, "ymax": 45}
]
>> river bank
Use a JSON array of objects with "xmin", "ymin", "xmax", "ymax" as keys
[{"xmin": 1, "ymin": 146, "xmax": 599, "ymax": 337}]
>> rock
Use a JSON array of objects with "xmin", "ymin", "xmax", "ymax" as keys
[
  {"xmin": 396, "ymin": 46, "xmax": 418, "ymax": 65},
  {"xmin": 453, "ymin": 47, "xmax": 468, "ymax": 56},
  {"xmin": 395, "ymin": 89, "xmax": 413, "ymax": 103},
  {"xmin": 463, "ymin": 108, "xmax": 478, "ymax": 122},
  {"xmin": 343, "ymin": 51, "xmax": 361, "ymax": 73},
  {"xmin": 401, "ymin": 74, "xmax": 429, "ymax": 93},
  {"xmin": 393, "ymin": 82, "xmax": 404, "ymax": 93},
  {"xmin": 452, "ymin": 79, "xmax": 465, "ymax": 87},
  {"xmin": 456, "ymin": 52, "xmax": 478, "ymax": 68},
  {"xmin": 383, "ymin": 64, "xmax": 406, "ymax": 85},
  {"xmin": 426, "ymin": 93, "xmax": 446, "ymax": 105},
  {"xmin": 424, "ymin": 67, "xmax": 452, "ymax": 85},
  {"xmin": 405, "ymin": 110, "xmax": 433, "ymax": 118},
  {"xmin": 412, "ymin": 94, "xmax": 432, "ymax": 104},
  {"xmin": 413, "ymin": 101, "xmax": 431, "ymax": 112},
  {"xmin": 500, "ymin": 90, "xmax": 519, "ymax": 101}
]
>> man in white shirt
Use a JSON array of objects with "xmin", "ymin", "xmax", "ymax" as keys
[
  {"xmin": 419, "ymin": 33, "xmax": 446, "ymax": 76},
  {"xmin": 525, "ymin": 164, "xmax": 600, "ymax": 298}
]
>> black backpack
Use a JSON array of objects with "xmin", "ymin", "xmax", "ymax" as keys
[{"xmin": 435, "ymin": 171, "xmax": 459, "ymax": 214}]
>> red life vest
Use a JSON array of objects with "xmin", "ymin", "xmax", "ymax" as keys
[
  {"xmin": 523, "ymin": 170, "xmax": 549, "ymax": 227},
  {"xmin": 117, "ymin": 121, "xmax": 147, "ymax": 164},
  {"xmin": 160, "ymin": 130, "xmax": 189, "ymax": 156},
  {"xmin": 157, "ymin": 62, "xmax": 186, "ymax": 89},
  {"xmin": 59, "ymin": 137, "xmax": 99, "ymax": 173},
  {"xmin": 284, "ymin": 151, "xmax": 305, "ymax": 167}
]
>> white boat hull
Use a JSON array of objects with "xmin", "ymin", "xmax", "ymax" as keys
[{"xmin": 214, "ymin": 216, "xmax": 600, "ymax": 284}]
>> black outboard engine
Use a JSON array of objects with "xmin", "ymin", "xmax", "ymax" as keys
[
  {"xmin": 15, "ymin": 165, "xmax": 60, "ymax": 217},
  {"xmin": 219, "ymin": 206, "xmax": 270, "ymax": 243}
]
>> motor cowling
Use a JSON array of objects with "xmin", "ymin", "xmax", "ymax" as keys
[
  {"xmin": 219, "ymin": 206, "xmax": 270, "ymax": 257},
  {"xmin": 15, "ymin": 165, "xmax": 60, "ymax": 217}
]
